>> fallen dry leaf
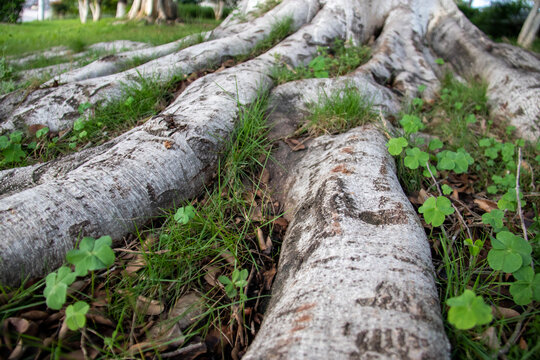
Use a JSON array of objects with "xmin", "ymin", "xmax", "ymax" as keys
[
  {"xmin": 19, "ymin": 310, "xmax": 48, "ymax": 321},
  {"xmin": 136, "ymin": 296, "xmax": 164, "ymax": 316},
  {"xmin": 220, "ymin": 251, "xmax": 235, "ymax": 266},
  {"xmin": 204, "ymin": 265, "xmax": 220, "ymax": 287},
  {"xmin": 284, "ymin": 138, "xmax": 306, "ymax": 151},
  {"xmin": 87, "ymin": 312, "xmax": 115, "ymax": 327},
  {"xmin": 331, "ymin": 164, "xmax": 354, "ymax": 175},
  {"xmin": 257, "ymin": 228, "xmax": 267, "ymax": 251},
  {"xmin": 169, "ymin": 292, "xmax": 204, "ymax": 330},
  {"xmin": 163, "ymin": 141, "xmax": 173, "ymax": 149},
  {"xmin": 124, "ymin": 254, "xmax": 146, "ymax": 274},
  {"xmin": 480, "ymin": 326, "xmax": 500, "ymax": 351},
  {"xmin": 519, "ymin": 337, "xmax": 528, "ymax": 350},
  {"xmin": 263, "ymin": 266, "xmax": 277, "ymax": 290},
  {"xmin": 261, "ymin": 169, "xmax": 270, "ymax": 184},
  {"xmin": 474, "ymin": 199, "xmax": 498, "ymax": 213},
  {"xmin": 274, "ymin": 217, "xmax": 289, "ymax": 229},
  {"xmin": 492, "ymin": 305, "xmax": 520, "ymax": 319}
]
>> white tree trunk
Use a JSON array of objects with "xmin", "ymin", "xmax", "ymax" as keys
[
  {"xmin": 89, "ymin": 0, "xmax": 102, "ymax": 22},
  {"xmin": 78, "ymin": 0, "xmax": 89, "ymax": 23},
  {"xmin": 517, "ymin": 0, "xmax": 540, "ymax": 49},
  {"xmin": 214, "ymin": 0, "xmax": 225, "ymax": 20},
  {"xmin": 116, "ymin": 0, "xmax": 127, "ymax": 18}
]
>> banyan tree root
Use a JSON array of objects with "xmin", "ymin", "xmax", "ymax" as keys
[
  {"xmin": 0, "ymin": 0, "xmax": 348, "ymax": 286},
  {"xmin": 0, "ymin": 0, "xmax": 319, "ymax": 133},
  {"xmin": 244, "ymin": 125, "xmax": 450, "ymax": 359}
]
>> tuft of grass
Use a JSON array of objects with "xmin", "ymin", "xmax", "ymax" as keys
[
  {"xmin": 299, "ymin": 86, "xmax": 378, "ymax": 136},
  {"xmin": 271, "ymin": 39, "xmax": 371, "ymax": 84},
  {"xmin": 235, "ymin": 16, "xmax": 293, "ymax": 63}
]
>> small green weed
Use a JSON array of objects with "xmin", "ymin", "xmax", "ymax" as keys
[
  {"xmin": 271, "ymin": 39, "xmax": 371, "ymax": 84},
  {"xmin": 386, "ymin": 74, "xmax": 540, "ymax": 358},
  {"xmin": 0, "ymin": 56, "xmax": 15, "ymax": 95}
]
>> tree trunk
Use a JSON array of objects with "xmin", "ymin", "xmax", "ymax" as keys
[
  {"xmin": 89, "ymin": 0, "xmax": 102, "ymax": 22},
  {"xmin": 1, "ymin": 0, "xmax": 540, "ymax": 355},
  {"xmin": 78, "ymin": 0, "xmax": 89, "ymax": 23},
  {"xmin": 127, "ymin": 0, "xmax": 177, "ymax": 22},
  {"xmin": 517, "ymin": 0, "xmax": 540, "ymax": 49},
  {"xmin": 214, "ymin": 0, "xmax": 225, "ymax": 20},
  {"xmin": 116, "ymin": 0, "xmax": 127, "ymax": 18}
]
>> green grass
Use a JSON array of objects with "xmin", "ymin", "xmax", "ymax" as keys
[
  {"xmin": 0, "ymin": 72, "xmax": 179, "ymax": 170},
  {"xmin": 299, "ymin": 85, "xmax": 377, "ymax": 136},
  {"xmin": 234, "ymin": 16, "xmax": 293, "ymax": 63},
  {"xmin": 271, "ymin": 39, "xmax": 371, "ymax": 84},
  {"xmin": 0, "ymin": 17, "xmax": 220, "ymax": 57},
  {"xmin": 0, "ymin": 91, "xmax": 280, "ymax": 358}
]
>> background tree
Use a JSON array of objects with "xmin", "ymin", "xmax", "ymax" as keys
[
  {"xmin": 0, "ymin": 0, "xmax": 26, "ymax": 22},
  {"xmin": 518, "ymin": 0, "xmax": 540, "ymax": 47}
]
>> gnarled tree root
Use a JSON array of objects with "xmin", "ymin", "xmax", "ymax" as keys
[{"xmin": 245, "ymin": 124, "xmax": 450, "ymax": 359}]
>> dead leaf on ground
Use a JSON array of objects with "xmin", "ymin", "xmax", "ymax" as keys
[
  {"xmin": 491, "ymin": 305, "xmax": 520, "ymax": 319},
  {"xmin": 220, "ymin": 251, "xmax": 235, "ymax": 266},
  {"xmin": 263, "ymin": 266, "xmax": 277, "ymax": 290},
  {"xmin": 204, "ymin": 265, "xmax": 220, "ymax": 287},
  {"xmin": 87, "ymin": 312, "xmax": 115, "ymax": 327},
  {"xmin": 136, "ymin": 296, "xmax": 164, "ymax": 316},
  {"xmin": 169, "ymin": 292, "xmax": 204, "ymax": 330},
  {"xmin": 19, "ymin": 310, "xmax": 48, "ymax": 321},
  {"xmin": 480, "ymin": 326, "xmax": 500, "ymax": 350},
  {"xmin": 474, "ymin": 199, "xmax": 498, "ymax": 213},
  {"xmin": 284, "ymin": 138, "xmax": 306, "ymax": 151},
  {"xmin": 261, "ymin": 169, "xmax": 270, "ymax": 185},
  {"xmin": 257, "ymin": 228, "xmax": 267, "ymax": 251},
  {"xmin": 274, "ymin": 217, "xmax": 289, "ymax": 229},
  {"xmin": 148, "ymin": 321, "xmax": 184, "ymax": 349},
  {"xmin": 519, "ymin": 337, "xmax": 528, "ymax": 350},
  {"xmin": 331, "ymin": 164, "xmax": 354, "ymax": 175},
  {"xmin": 418, "ymin": 189, "xmax": 430, "ymax": 203},
  {"xmin": 124, "ymin": 254, "xmax": 147, "ymax": 274}
]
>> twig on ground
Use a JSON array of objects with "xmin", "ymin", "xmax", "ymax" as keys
[{"xmin": 515, "ymin": 148, "xmax": 528, "ymax": 243}]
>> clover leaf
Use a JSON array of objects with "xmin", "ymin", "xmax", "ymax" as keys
[
  {"xmin": 436, "ymin": 149, "xmax": 473, "ymax": 174},
  {"xmin": 404, "ymin": 147, "xmax": 429, "ymax": 169},
  {"xmin": 418, "ymin": 196, "xmax": 455, "ymax": 227},
  {"xmin": 465, "ymin": 114, "xmax": 477, "ymax": 124},
  {"xmin": 435, "ymin": 58, "xmax": 445, "ymax": 65},
  {"xmin": 174, "ymin": 205, "xmax": 196, "ymax": 225},
  {"xmin": 481, "ymin": 209, "xmax": 505, "ymax": 232},
  {"xmin": 399, "ymin": 114, "xmax": 425, "ymax": 134},
  {"xmin": 65, "ymin": 301, "xmax": 90, "ymax": 331},
  {"xmin": 508, "ymin": 267, "xmax": 540, "ymax": 305},
  {"xmin": 464, "ymin": 238, "xmax": 484, "ymax": 257},
  {"xmin": 43, "ymin": 266, "xmax": 77, "ymax": 310},
  {"xmin": 386, "ymin": 137, "xmax": 408, "ymax": 156},
  {"xmin": 497, "ymin": 188, "xmax": 525, "ymax": 212},
  {"xmin": 66, "ymin": 236, "xmax": 115, "ymax": 276},
  {"xmin": 428, "ymin": 138, "xmax": 443, "ymax": 151},
  {"xmin": 218, "ymin": 275, "xmax": 237, "ymax": 299},
  {"xmin": 487, "ymin": 231, "xmax": 531, "ymax": 273},
  {"xmin": 446, "ymin": 290, "xmax": 492, "ymax": 330},
  {"xmin": 441, "ymin": 184, "xmax": 453, "ymax": 196}
]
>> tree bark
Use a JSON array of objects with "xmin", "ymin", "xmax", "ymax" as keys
[
  {"xmin": 1, "ymin": 1, "xmax": 540, "ymax": 355},
  {"xmin": 116, "ymin": 0, "xmax": 127, "ymax": 18},
  {"xmin": 517, "ymin": 0, "xmax": 540, "ymax": 49},
  {"xmin": 89, "ymin": 0, "xmax": 102, "ymax": 22},
  {"xmin": 127, "ymin": 0, "xmax": 177, "ymax": 22},
  {"xmin": 245, "ymin": 121, "xmax": 449, "ymax": 359},
  {"xmin": 78, "ymin": 0, "xmax": 89, "ymax": 23}
]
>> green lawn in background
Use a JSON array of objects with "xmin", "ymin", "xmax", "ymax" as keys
[{"xmin": 0, "ymin": 17, "xmax": 220, "ymax": 56}]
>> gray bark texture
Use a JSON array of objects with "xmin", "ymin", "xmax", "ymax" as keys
[{"xmin": 1, "ymin": 0, "xmax": 539, "ymax": 356}]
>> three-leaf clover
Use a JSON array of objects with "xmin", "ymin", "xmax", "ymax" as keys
[
  {"xmin": 65, "ymin": 301, "xmax": 90, "ymax": 331},
  {"xmin": 399, "ymin": 114, "xmax": 425, "ymax": 134},
  {"xmin": 428, "ymin": 138, "xmax": 443, "ymax": 151},
  {"xmin": 509, "ymin": 267, "xmax": 540, "ymax": 305},
  {"xmin": 441, "ymin": 184, "xmax": 453, "ymax": 196},
  {"xmin": 308, "ymin": 56, "xmax": 329, "ymax": 78},
  {"xmin": 487, "ymin": 231, "xmax": 531, "ymax": 273},
  {"xmin": 386, "ymin": 137, "xmax": 408, "ymax": 156},
  {"xmin": 219, "ymin": 268, "xmax": 249, "ymax": 299},
  {"xmin": 174, "ymin": 205, "xmax": 196, "ymax": 225},
  {"xmin": 404, "ymin": 147, "xmax": 429, "ymax": 169},
  {"xmin": 464, "ymin": 238, "xmax": 484, "ymax": 257},
  {"xmin": 418, "ymin": 196, "xmax": 455, "ymax": 227},
  {"xmin": 481, "ymin": 209, "xmax": 505, "ymax": 232},
  {"xmin": 436, "ymin": 149, "xmax": 473, "ymax": 174},
  {"xmin": 43, "ymin": 266, "xmax": 77, "ymax": 310},
  {"xmin": 435, "ymin": 58, "xmax": 445, "ymax": 65},
  {"xmin": 66, "ymin": 236, "xmax": 115, "ymax": 276},
  {"xmin": 446, "ymin": 290, "xmax": 492, "ymax": 330},
  {"xmin": 497, "ymin": 188, "xmax": 525, "ymax": 212}
]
